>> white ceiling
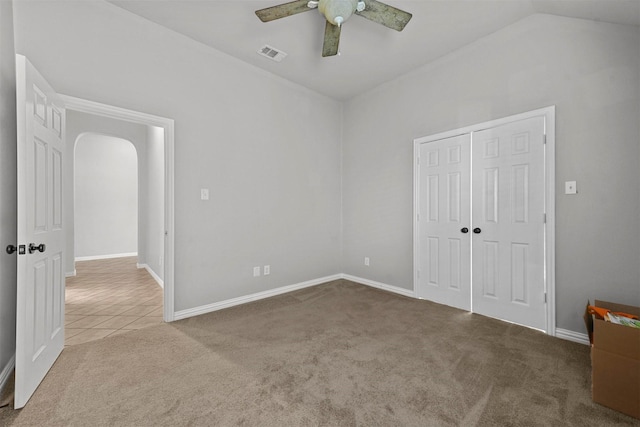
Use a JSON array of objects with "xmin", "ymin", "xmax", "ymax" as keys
[{"xmin": 107, "ymin": 0, "xmax": 640, "ymax": 100}]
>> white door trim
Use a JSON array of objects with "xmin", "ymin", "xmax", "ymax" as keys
[
  {"xmin": 413, "ymin": 106, "xmax": 555, "ymax": 335},
  {"xmin": 60, "ymin": 95, "xmax": 176, "ymax": 322}
]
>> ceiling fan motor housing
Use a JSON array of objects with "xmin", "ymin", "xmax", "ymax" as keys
[{"xmin": 318, "ymin": 0, "xmax": 359, "ymax": 26}]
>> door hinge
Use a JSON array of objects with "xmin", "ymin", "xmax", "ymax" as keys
[
  {"xmin": 543, "ymin": 213, "xmax": 547, "ymax": 224},
  {"xmin": 543, "ymin": 134, "xmax": 547, "ymax": 144},
  {"xmin": 544, "ymin": 293, "xmax": 547, "ymax": 303}
]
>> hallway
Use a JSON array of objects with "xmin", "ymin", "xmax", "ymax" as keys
[{"xmin": 64, "ymin": 257, "xmax": 163, "ymax": 346}]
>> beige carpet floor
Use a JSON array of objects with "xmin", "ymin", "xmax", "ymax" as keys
[{"xmin": 0, "ymin": 280, "xmax": 637, "ymax": 426}]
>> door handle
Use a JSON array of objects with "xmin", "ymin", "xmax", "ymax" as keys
[
  {"xmin": 28, "ymin": 243, "xmax": 46, "ymax": 254},
  {"xmin": 473, "ymin": 228, "xmax": 482, "ymax": 234},
  {"xmin": 8, "ymin": 245, "xmax": 26, "ymax": 255},
  {"xmin": 461, "ymin": 227, "xmax": 469, "ymax": 234}
]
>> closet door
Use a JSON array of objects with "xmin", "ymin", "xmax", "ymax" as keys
[
  {"xmin": 471, "ymin": 116, "xmax": 546, "ymax": 330},
  {"xmin": 417, "ymin": 134, "xmax": 471, "ymax": 311}
]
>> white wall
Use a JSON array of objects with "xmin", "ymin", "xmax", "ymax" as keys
[
  {"xmin": 74, "ymin": 134, "xmax": 138, "ymax": 258},
  {"xmin": 65, "ymin": 110, "xmax": 149, "ymax": 273},
  {"xmin": 342, "ymin": 14, "xmax": 640, "ymax": 334},
  {"xmin": 13, "ymin": 1, "xmax": 343, "ymax": 311},
  {"xmin": 0, "ymin": 0, "xmax": 17, "ymax": 387},
  {"xmin": 142, "ymin": 125, "xmax": 164, "ymax": 283}
]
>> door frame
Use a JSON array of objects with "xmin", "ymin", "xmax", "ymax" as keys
[
  {"xmin": 60, "ymin": 95, "xmax": 176, "ymax": 322},
  {"xmin": 413, "ymin": 106, "xmax": 556, "ymax": 335}
]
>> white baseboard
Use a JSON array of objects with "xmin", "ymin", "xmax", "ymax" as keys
[
  {"xmin": 65, "ymin": 269, "xmax": 77, "ymax": 278},
  {"xmin": 555, "ymin": 328, "xmax": 590, "ymax": 345},
  {"xmin": 75, "ymin": 252, "xmax": 138, "ymax": 262},
  {"xmin": 174, "ymin": 274, "xmax": 342, "ymax": 321},
  {"xmin": 341, "ymin": 274, "xmax": 416, "ymax": 298},
  {"xmin": 0, "ymin": 355, "xmax": 15, "ymax": 395},
  {"xmin": 137, "ymin": 263, "xmax": 164, "ymax": 288}
]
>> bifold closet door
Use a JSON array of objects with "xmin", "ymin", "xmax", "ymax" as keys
[
  {"xmin": 417, "ymin": 133, "xmax": 471, "ymax": 311},
  {"xmin": 471, "ymin": 116, "xmax": 546, "ymax": 331}
]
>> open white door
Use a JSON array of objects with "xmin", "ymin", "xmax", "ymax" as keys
[{"xmin": 15, "ymin": 55, "xmax": 65, "ymax": 409}]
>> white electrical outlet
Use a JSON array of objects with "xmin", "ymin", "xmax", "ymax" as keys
[
  {"xmin": 253, "ymin": 266, "xmax": 261, "ymax": 277},
  {"xmin": 264, "ymin": 265, "xmax": 270, "ymax": 276},
  {"xmin": 364, "ymin": 257, "xmax": 370, "ymax": 266},
  {"xmin": 200, "ymin": 188, "xmax": 209, "ymax": 200}
]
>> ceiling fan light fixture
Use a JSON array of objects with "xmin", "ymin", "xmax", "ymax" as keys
[
  {"xmin": 255, "ymin": 0, "xmax": 412, "ymax": 57},
  {"xmin": 318, "ymin": 0, "xmax": 358, "ymax": 26}
]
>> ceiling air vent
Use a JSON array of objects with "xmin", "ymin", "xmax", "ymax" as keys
[{"xmin": 258, "ymin": 45, "xmax": 287, "ymax": 62}]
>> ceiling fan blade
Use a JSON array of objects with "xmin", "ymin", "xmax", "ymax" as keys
[
  {"xmin": 322, "ymin": 21, "xmax": 341, "ymax": 57},
  {"xmin": 255, "ymin": 0, "xmax": 313, "ymax": 23},
  {"xmin": 355, "ymin": 0, "xmax": 412, "ymax": 31}
]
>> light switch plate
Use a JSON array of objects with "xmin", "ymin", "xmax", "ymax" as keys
[
  {"xmin": 200, "ymin": 188, "xmax": 209, "ymax": 200},
  {"xmin": 565, "ymin": 181, "xmax": 577, "ymax": 195}
]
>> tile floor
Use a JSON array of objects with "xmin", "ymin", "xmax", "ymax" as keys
[{"xmin": 65, "ymin": 257, "xmax": 163, "ymax": 346}]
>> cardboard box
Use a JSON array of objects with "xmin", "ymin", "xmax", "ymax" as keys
[{"xmin": 584, "ymin": 300, "xmax": 640, "ymax": 419}]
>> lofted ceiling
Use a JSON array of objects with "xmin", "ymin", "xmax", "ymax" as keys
[{"xmin": 107, "ymin": 0, "xmax": 640, "ymax": 100}]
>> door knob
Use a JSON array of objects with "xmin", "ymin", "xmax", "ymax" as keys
[
  {"xmin": 473, "ymin": 228, "xmax": 482, "ymax": 234},
  {"xmin": 28, "ymin": 243, "xmax": 46, "ymax": 254},
  {"xmin": 6, "ymin": 245, "xmax": 17, "ymax": 255},
  {"xmin": 461, "ymin": 227, "xmax": 469, "ymax": 234}
]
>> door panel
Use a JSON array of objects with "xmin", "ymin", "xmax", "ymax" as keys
[
  {"xmin": 417, "ymin": 134, "xmax": 471, "ymax": 311},
  {"xmin": 15, "ymin": 55, "xmax": 65, "ymax": 409},
  {"xmin": 471, "ymin": 116, "xmax": 546, "ymax": 330}
]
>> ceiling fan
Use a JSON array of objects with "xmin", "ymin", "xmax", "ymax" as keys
[{"xmin": 255, "ymin": 0, "xmax": 412, "ymax": 57}]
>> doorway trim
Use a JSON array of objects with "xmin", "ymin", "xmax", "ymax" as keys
[
  {"xmin": 413, "ymin": 106, "xmax": 555, "ymax": 335},
  {"xmin": 60, "ymin": 95, "xmax": 175, "ymax": 322}
]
